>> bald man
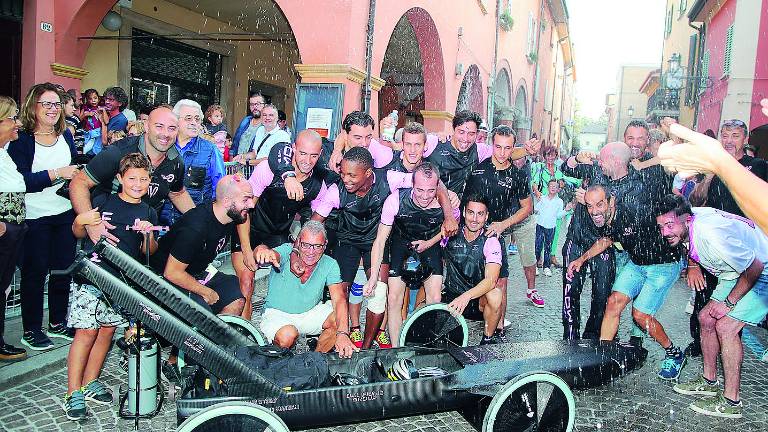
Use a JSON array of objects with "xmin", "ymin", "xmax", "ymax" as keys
[
  {"xmin": 150, "ymin": 173, "xmax": 254, "ymax": 316},
  {"xmin": 71, "ymin": 107, "xmax": 195, "ymax": 244}
]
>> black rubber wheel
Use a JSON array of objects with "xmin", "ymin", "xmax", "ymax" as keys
[
  {"xmin": 176, "ymin": 401, "xmax": 289, "ymax": 432},
  {"xmin": 482, "ymin": 371, "xmax": 575, "ymax": 432},
  {"xmin": 399, "ymin": 303, "xmax": 469, "ymax": 348},
  {"xmin": 218, "ymin": 314, "xmax": 267, "ymax": 346}
]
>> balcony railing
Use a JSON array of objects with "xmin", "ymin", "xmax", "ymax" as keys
[{"xmin": 647, "ymin": 88, "xmax": 680, "ymax": 115}]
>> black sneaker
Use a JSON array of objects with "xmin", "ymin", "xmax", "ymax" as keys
[
  {"xmin": 629, "ymin": 336, "xmax": 644, "ymax": 349},
  {"xmin": 47, "ymin": 323, "xmax": 75, "ymax": 341},
  {"xmin": 21, "ymin": 330, "xmax": 54, "ymax": 351},
  {"xmin": 0, "ymin": 343, "xmax": 27, "ymax": 361},
  {"xmin": 493, "ymin": 329, "xmax": 507, "ymax": 343},
  {"xmin": 480, "ymin": 334, "xmax": 500, "ymax": 345},
  {"xmin": 684, "ymin": 342, "xmax": 702, "ymax": 357}
]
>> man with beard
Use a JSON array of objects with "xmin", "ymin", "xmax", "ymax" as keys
[
  {"xmin": 70, "ymin": 107, "xmax": 195, "ymax": 245},
  {"xmin": 232, "ymin": 92, "xmax": 265, "ymax": 156},
  {"xmin": 365, "ymin": 162, "xmax": 460, "ymax": 347},
  {"xmin": 150, "ymin": 174, "xmax": 253, "ymax": 315},
  {"xmin": 254, "ymin": 221, "xmax": 358, "ymax": 358},
  {"xmin": 233, "ymin": 130, "xmax": 333, "ymax": 319},
  {"xmin": 442, "ymin": 194, "xmax": 503, "ymax": 344},
  {"xmin": 657, "ymin": 195, "xmax": 768, "ymax": 419}
]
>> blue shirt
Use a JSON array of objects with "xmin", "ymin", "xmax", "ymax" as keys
[
  {"xmin": 264, "ymin": 244, "xmax": 342, "ymax": 314},
  {"xmin": 107, "ymin": 112, "xmax": 128, "ymax": 132}
]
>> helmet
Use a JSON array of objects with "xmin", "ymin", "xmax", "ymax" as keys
[
  {"xmin": 387, "ymin": 358, "xmax": 419, "ymax": 381},
  {"xmin": 332, "ymin": 372, "xmax": 368, "ymax": 386},
  {"xmin": 400, "ymin": 250, "xmax": 432, "ymax": 287}
]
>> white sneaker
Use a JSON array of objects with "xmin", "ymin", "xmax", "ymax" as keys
[
  {"xmin": 535, "ymin": 267, "xmax": 540, "ymax": 276},
  {"xmin": 543, "ymin": 268, "xmax": 553, "ymax": 277},
  {"xmin": 685, "ymin": 302, "xmax": 694, "ymax": 315}
]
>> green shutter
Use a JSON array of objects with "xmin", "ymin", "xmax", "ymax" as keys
[
  {"xmin": 680, "ymin": 0, "xmax": 687, "ymax": 17},
  {"xmin": 700, "ymin": 51, "xmax": 710, "ymax": 94},
  {"xmin": 723, "ymin": 25, "xmax": 734, "ymax": 76}
]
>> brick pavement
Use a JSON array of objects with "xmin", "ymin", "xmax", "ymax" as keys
[{"xmin": 1, "ymin": 253, "xmax": 766, "ymax": 431}]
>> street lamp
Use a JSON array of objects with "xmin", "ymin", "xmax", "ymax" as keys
[
  {"xmin": 668, "ymin": 53, "xmax": 682, "ymax": 74},
  {"xmin": 627, "ymin": 105, "xmax": 634, "ymax": 118}
]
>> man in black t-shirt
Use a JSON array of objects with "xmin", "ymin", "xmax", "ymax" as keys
[
  {"xmin": 70, "ymin": 107, "xmax": 195, "ymax": 245},
  {"xmin": 150, "ymin": 174, "xmax": 254, "ymax": 316}
]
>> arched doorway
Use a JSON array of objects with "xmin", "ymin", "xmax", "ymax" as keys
[
  {"xmin": 456, "ymin": 65, "xmax": 483, "ymax": 115},
  {"xmin": 492, "ymin": 66, "xmax": 513, "ymax": 127},
  {"xmin": 514, "ymin": 83, "xmax": 529, "ymax": 141},
  {"xmin": 379, "ymin": 7, "xmax": 446, "ymax": 127}
]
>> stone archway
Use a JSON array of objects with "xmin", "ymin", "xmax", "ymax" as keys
[
  {"xmin": 514, "ymin": 81, "xmax": 529, "ymax": 141},
  {"xmin": 492, "ymin": 64, "xmax": 513, "ymax": 127},
  {"xmin": 456, "ymin": 64, "xmax": 484, "ymax": 115}
]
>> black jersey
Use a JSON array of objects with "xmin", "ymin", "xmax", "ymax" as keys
[
  {"xmin": 150, "ymin": 202, "xmax": 230, "ymax": 278},
  {"xmin": 706, "ymin": 155, "xmax": 767, "ymax": 217},
  {"xmin": 604, "ymin": 204, "xmax": 681, "ymax": 265},
  {"xmin": 463, "ymin": 158, "xmax": 530, "ymax": 223},
  {"xmin": 384, "ymin": 150, "xmax": 410, "ymax": 173},
  {"xmin": 386, "ymin": 188, "xmax": 444, "ymax": 242},
  {"xmin": 331, "ymin": 169, "xmax": 395, "ymax": 245},
  {"xmin": 443, "ymin": 230, "xmax": 500, "ymax": 296},
  {"xmin": 426, "ymin": 140, "xmax": 480, "ymax": 196}
]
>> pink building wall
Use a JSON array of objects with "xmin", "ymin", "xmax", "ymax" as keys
[
  {"xmin": 749, "ymin": 0, "xmax": 768, "ymax": 128},
  {"xmin": 696, "ymin": 0, "xmax": 736, "ymax": 133}
]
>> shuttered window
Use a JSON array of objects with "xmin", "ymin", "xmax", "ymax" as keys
[
  {"xmin": 700, "ymin": 50, "xmax": 710, "ymax": 94},
  {"xmin": 527, "ymin": 12, "xmax": 537, "ymax": 55},
  {"xmin": 723, "ymin": 25, "xmax": 734, "ymax": 77},
  {"xmin": 679, "ymin": 0, "xmax": 687, "ymax": 18},
  {"xmin": 685, "ymin": 33, "xmax": 698, "ymax": 105}
]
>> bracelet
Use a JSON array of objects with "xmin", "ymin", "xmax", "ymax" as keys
[
  {"xmin": 724, "ymin": 297, "xmax": 737, "ymax": 308},
  {"xmin": 53, "ymin": 168, "xmax": 61, "ymax": 180},
  {"xmin": 336, "ymin": 330, "xmax": 350, "ymax": 337}
]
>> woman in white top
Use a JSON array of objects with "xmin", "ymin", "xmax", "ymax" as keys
[{"xmin": 8, "ymin": 83, "xmax": 80, "ymax": 351}]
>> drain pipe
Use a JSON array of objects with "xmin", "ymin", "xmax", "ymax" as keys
[
  {"xmin": 361, "ymin": 0, "xmax": 377, "ymax": 113},
  {"xmin": 487, "ymin": 0, "xmax": 502, "ymax": 129}
]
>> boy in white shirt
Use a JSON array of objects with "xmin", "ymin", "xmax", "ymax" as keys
[{"xmin": 535, "ymin": 180, "xmax": 572, "ymax": 276}]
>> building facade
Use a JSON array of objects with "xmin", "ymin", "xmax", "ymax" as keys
[
  {"xmin": 7, "ymin": 0, "xmax": 575, "ymax": 146},
  {"xmin": 612, "ymin": 64, "xmax": 657, "ymax": 140}
]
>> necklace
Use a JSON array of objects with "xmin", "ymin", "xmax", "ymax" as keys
[{"xmin": 34, "ymin": 129, "xmax": 55, "ymax": 136}]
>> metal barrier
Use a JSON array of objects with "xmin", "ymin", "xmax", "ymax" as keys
[
  {"xmin": 4, "ymin": 268, "xmax": 22, "ymax": 318},
  {"xmin": 225, "ymin": 161, "xmax": 253, "ymax": 179}
]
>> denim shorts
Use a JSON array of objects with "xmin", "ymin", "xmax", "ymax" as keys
[
  {"xmin": 613, "ymin": 259, "xmax": 683, "ymax": 315},
  {"xmin": 711, "ymin": 274, "xmax": 768, "ymax": 326}
]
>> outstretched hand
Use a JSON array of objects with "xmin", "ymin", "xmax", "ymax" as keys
[{"xmin": 657, "ymin": 123, "xmax": 729, "ymax": 177}]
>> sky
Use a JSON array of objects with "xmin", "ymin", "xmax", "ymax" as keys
[{"xmin": 566, "ymin": 0, "xmax": 667, "ymax": 120}]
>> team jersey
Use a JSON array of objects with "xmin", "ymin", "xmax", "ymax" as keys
[
  {"xmin": 443, "ymin": 229, "xmax": 502, "ymax": 296},
  {"xmin": 425, "ymin": 140, "xmax": 492, "ymax": 196},
  {"xmin": 463, "ymin": 157, "xmax": 530, "ymax": 224},
  {"xmin": 247, "ymin": 160, "xmax": 330, "ymax": 236},
  {"xmin": 315, "ymin": 169, "xmax": 412, "ymax": 244},
  {"xmin": 380, "ymin": 188, "xmax": 446, "ymax": 242},
  {"xmin": 688, "ymin": 207, "xmax": 768, "ymax": 280},
  {"xmin": 384, "ymin": 150, "xmax": 411, "ymax": 173},
  {"xmin": 602, "ymin": 203, "xmax": 681, "ymax": 265}
]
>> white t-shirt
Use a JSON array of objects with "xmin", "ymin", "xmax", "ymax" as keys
[
  {"xmin": 689, "ymin": 207, "xmax": 768, "ymax": 280},
  {"xmin": 25, "ymin": 135, "xmax": 72, "ymax": 219},
  {"xmin": 0, "ymin": 147, "xmax": 25, "ymax": 193},
  {"xmin": 535, "ymin": 195, "xmax": 565, "ymax": 229},
  {"xmin": 253, "ymin": 127, "xmax": 291, "ymax": 159}
]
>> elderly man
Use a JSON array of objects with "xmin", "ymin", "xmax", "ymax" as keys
[
  {"xmin": 160, "ymin": 99, "xmax": 225, "ymax": 226},
  {"xmin": 255, "ymin": 221, "xmax": 357, "ymax": 358},
  {"xmin": 234, "ymin": 104, "xmax": 291, "ymax": 167},
  {"xmin": 70, "ymin": 107, "xmax": 195, "ymax": 245}
]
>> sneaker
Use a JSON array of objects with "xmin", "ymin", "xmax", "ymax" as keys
[
  {"xmin": 493, "ymin": 328, "xmax": 507, "ymax": 343},
  {"xmin": 480, "ymin": 334, "xmax": 500, "ymax": 345},
  {"xmin": 349, "ymin": 328, "xmax": 363, "ymax": 348},
  {"xmin": 527, "ymin": 290, "xmax": 545, "ymax": 308},
  {"xmin": 684, "ymin": 342, "xmax": 702, "ymax": 357},
  {"xmin": 375, "ymin": 330, "xmax": 392, "ymax": 349},
  {"xmin": 658, "ymin": 352, "xmax": 687, "ymax": 380},
  {"xmin": 689, "ymin": 393, "xmax": 743, "ymax": 419},
  {"xmin": 83, "ymin": 379, "xmax": 113, "ymax": 405},
  {"xmin": 543, "ymin": 268, "xmax": 553, "ymax": 277},
  {"xmin": 674, "ymin": 375, "xmax": 720, "ymax": 396},
  {"xmin": 62, "ymin": 389, "xmax": 87, "ymax": 421},
  {"xmin": 21, "ymin": 329, "xmax": 54, "ymax": 351},
  {"xmin": 0, "ymin": 343, "xmax": 27, "ymax": 361},
  {"xmin": 628, "ymin": 336, "xmax": 644, "ymax": 349},
  {"xmin": 685, "ymin": 302, "xmax": 695, "ymax": 315},
  {"xmin": 535, "ymin": 267, "xmax": 540, "ymax": 276},
  {"xmin": 161, "ymin": 360, "xmax": 181, "ymax": 383},
  {"xmin": 507, "ymin": 244, "xmax": 518, "ymax": 255},
  {"xmin": 47, "ymin": 323, "xmax": 75, "ymax": 341}
]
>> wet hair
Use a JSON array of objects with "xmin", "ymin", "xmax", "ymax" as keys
[
  {"xmin": 103, "ymin": 86, "xmax": 128, "ymax": 111},
  {"xmin": 401, "ymin": 122, "xmax": 427, "ymax": 141},
  {"xmin": 20, "ymin": 82, "xmax": 66, "ymax": 135},
  {"xmin": 623, "ymin": 119, "xmax": 650, "ymax": 137},
  {"xmin": 204, "ymin": 104, "xmax": 225, "ymax": 121},
  {"xmin": 490, "ymin": 124, "xmax": 517, "ymax": 144},
  {"xmin": 463, "ymin": 193, "xmax": 488, "ymax": 209},
  {"xmin": 0, "ymin": 96, "xmax": 17, "ymax": 119},
  {"xmin": 412, "ymin": 161, "xmax": 440, "ymax": 183},
  {"xmin": 585, "ymin": 184, "xmax": 609, "ymax": 199},
  {"xmin": 654, "ymin": 194, "xmax": 692, "ymax": 218},
  {"xmin": 342, "ymin": 111, "xmax": 375, "ymax": 133},
  {"xmin": 452, "ymin": 110, "xmax": 482, "ymax": 130},
  {"xmin": 299, "ymin": 220, "xmax": 327, "ymax": 243},
  {"xmin": 118, "ymin": 152, "xmax": 151, "ymax": 176},
  {"xmin": 342, "ymin": 146, "xmax": 374, "ymax": 170}
]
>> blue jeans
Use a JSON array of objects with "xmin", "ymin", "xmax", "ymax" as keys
[
  {"xmin": 534, "ymin": 225, "xmax": 556, "ymax": 268},
  {"xmin": 613, "ymin": 259, "xmax": 683, "ymax": 335}
]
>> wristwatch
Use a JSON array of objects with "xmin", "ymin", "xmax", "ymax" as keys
[
  {"xmin": 724, "ymin": 297, "xmax": 737, "ymax": 308},
  {"xmin": 281, "ymin": 171, "xmax": 297, "ymax": 180}
]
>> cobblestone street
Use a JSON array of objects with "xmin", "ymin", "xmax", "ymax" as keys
[{"xmin": 1, "ymin": 252, "xmax": 766, "ymax": 432}]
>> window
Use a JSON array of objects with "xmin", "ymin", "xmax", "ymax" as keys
[
  {"xmin": 723, "ymin": 25, "xmax": 734, "ymax": 77},
  {"xmin": 699, "ymin": 50, "xmax": 710, "ymax": 95},
  {"xmin": 679, "ymin": 0, "xmax": 687, "ymax": 18},
  {"xmin": 526, "ymin": 12, "xmax": 537, "ymax": 55}
]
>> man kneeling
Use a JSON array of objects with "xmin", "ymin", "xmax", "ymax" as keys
[
  {"xmin": 256, "ymin": 221, "xmax": 357, "ymax": 358},
  {"xmin": 443, "ymin": 194, "xmax": 503, "ymax": 344}
]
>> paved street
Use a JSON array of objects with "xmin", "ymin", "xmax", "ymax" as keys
[{"xmin": 1, "ymin": 252, "xmax": 767, "ymax": 432}]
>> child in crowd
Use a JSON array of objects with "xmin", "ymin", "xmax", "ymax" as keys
[
  {"xmin": 203, "ymin": 104, "xmax": 227, "ymax": 135},
  {"xmin": 63, "ymin": 153, "xmax": 158, "ymax": 421},
  {"xmin": 79, "ymin": 89, "xmax": 102, "ymax": 132},
  {"xmin": 126, "ymin": 120, "xmax": 145, "ymax": 137},
  {"xmin": 534, "ymin": 179, "xmax": 572, "ymax": 276},
  {"xmin": 107, "ymin": 130, "xmax": 126, "ymax": 145}
]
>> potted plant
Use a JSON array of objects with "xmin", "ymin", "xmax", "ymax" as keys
[{"xmin": 499, "ymin": 10, "xmax": 514, "ymax": 31}]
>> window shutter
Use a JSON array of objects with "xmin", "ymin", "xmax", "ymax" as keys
[
  {"xmin": 685, "ymin": 33, "xmax": 698, "ymax": 105},
  {"xmin": 699, "ymin": 50, "xmax": 710, "ymax": 94},
  {"xmin": 527, "ymin": 12, "xmax": 535, "ymax": 55},
  {"xmin": 679, "ymin": 0, "xmax": 687, "ymax": 17},
  {"xmin": 723, "ymin": 25, "xmax": 734, "ymax": 76}
]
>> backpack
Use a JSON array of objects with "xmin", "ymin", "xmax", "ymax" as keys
[{"xmin": 230, "ymin": 344, "xmax": 330, "ymax": 391}]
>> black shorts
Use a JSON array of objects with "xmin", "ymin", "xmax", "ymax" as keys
[
  {"xmin": 186, "ymin": 272, "xmax": 244, "ymax": 314},
  {"xmin": 333, "ymin": 241, "xmax": 372, "ymax": 284},
  {"xmin": 388, "ymin": 233, "xmax": 443, "ymax": 278},
  {"xmin": 498, "ymin": 235, "xmax": 509, "ymax": 279},
  {"xmin": 230, "ymin": 224, "xmax": 291, "ymax": 253}
]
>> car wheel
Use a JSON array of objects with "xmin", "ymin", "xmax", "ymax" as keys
[
  {"xmin": 399, "ymin": 303, "xmax": 468, "ymax": 348},
  {"xmin": 218, "ymin": 314, "xmax": 267, "ymax": 346},
  {"xmin": 177, "ymin": 401, "xmax": 289, "ymax": 432}
]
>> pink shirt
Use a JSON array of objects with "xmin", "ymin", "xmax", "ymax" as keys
[
  {"xmin": 482, "ymin": 236, "xmax": 503, "ymax": 265},
  {"xmin": 248, "ymin": 160, "xmax": 328, "ymax": 212},
  {"xmin": 367, "ymin": 138, "xmax": 395, "ymax": 168},
  {"xmin": 314, "ymin": 171, "xmax": 412, "ymax": 217}
]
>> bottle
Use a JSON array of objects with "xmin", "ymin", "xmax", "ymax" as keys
[
  {"xmin": 350, "ymin": 271, "xmax": 365, "ymax": 301},
  {"xmin": 381, "ymin": 110, "xmax": 398, "ymax": 142}
]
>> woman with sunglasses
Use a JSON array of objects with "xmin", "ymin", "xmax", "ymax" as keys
[
  {"xmin": 8, "ymin": 83, "xmax": 80, "ymax": 351},
  {"xmin": 0, "ymin": 96, "xmax": 27, "ymax": 360}
]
